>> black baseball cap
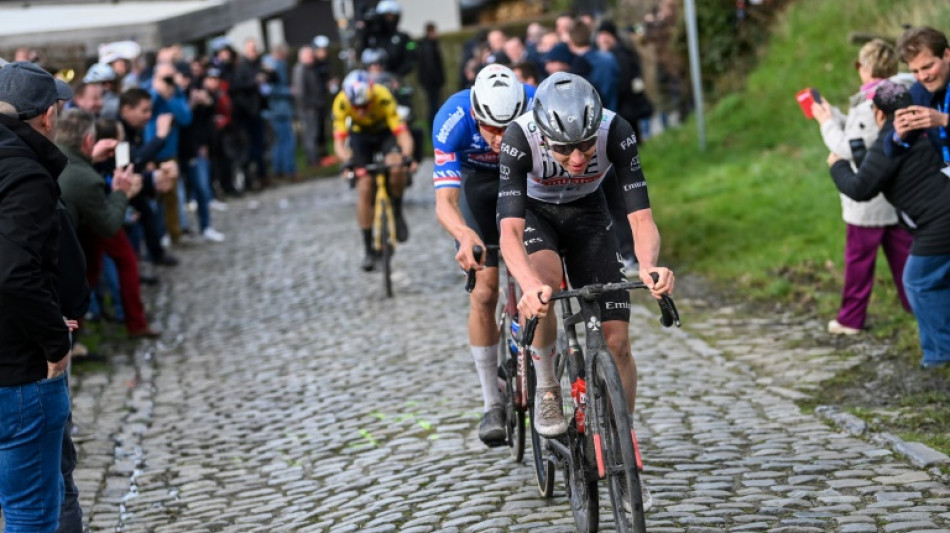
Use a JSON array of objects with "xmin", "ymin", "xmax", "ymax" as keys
[{"xmin": 0, "ymin": 61, "xmax": 73, "ymax": 120}]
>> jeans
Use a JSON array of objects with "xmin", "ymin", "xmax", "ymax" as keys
[
  {"xmin": 0, "ymin": 374, "xmax": 70, "ymax": 533},
  {"xmin": 187, "ymin": 157, "xmax": 214, "ymax": 232},
  {"xmin": 269, "ymin": 117, "xmax": 296, "ymax": 176},
  {"xmin": 903, "ymin": 253, "xmax": 950, "ymax": 365},
  {"xmin": 55, "ymin": 412, "xmax": 81, "ymax": 533}
]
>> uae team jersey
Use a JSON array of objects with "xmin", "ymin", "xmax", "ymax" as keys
[
  {"xmin": 496, "ymin": 108, "xmax": 651, "ymax": 219},
  {"xmin": 431, "ymin": 85, "xmax": 536, "ymax": 190}
]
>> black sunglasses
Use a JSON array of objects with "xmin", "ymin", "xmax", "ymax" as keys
[{"xmin": 546, "ymin": 136, "xmax": 597, "ymax": 155}]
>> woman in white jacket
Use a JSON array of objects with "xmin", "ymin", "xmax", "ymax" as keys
[{"xmin": 812, "ymin": 39, "xmax": 913, "ymax": 335}]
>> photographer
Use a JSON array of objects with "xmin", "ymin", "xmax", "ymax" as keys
[
  {"xmin": 828, "ymin": 81, "xmax": 950, "ymax": 369},
  {"xmin": 886, "ymin": 26, "xmax": 950, "ymax": 165},
  {"xmin": 810, "ymin": 39, "xmax": 912, "ymax": 336}
]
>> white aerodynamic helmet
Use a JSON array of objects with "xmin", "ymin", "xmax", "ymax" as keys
[
  {"xmin": 83, "ymin": 63, "xmax": 116, "ymax": 83},
  {"xmin": 470, "ymin": 64, "xmax": 527, "ymax": 128}
]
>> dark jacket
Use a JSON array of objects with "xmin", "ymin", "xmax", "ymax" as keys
[
  {"xmin": 57, "ymin": 144, "xmax": 129, "ymax": 238},
  {"xmin": 831, "ymin": 121, "xmax": 950, "ymax": 256},
  {"xmin": 0, "ymin": 114, "xmax": 72, "ymax": 387},
  {"xmin": 418, "ymin": 37, "xmax": 446, "ymax": 89},
  {"xmin": 610, "ymin": 43, "xmax": 654, "ymax": 123}
]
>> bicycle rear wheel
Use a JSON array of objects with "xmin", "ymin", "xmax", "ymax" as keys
[
  {"xmin": 379, "ymin": 204, "xmax": 393, "ymax": 298},
  {"xmin": 591, "ymin": 351, "xmax": 646, "ymax": 533},
  {"xmin": 528, "ymin": 361, "xmax": 556, "ymax": 497}
]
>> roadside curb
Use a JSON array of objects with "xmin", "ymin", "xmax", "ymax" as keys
[{"xmin": 815, "ymin": 404, "xmax": 950, "ymax": 481}]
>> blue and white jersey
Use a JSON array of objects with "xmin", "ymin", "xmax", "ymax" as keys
[{"xmin": 431, "ymin": 85, "xmax": 536, "ymax": 190}]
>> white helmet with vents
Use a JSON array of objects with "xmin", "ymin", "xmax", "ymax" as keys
[{"xmin": 470, "ymin": 64, "xmax": 526, "ymax": 128}]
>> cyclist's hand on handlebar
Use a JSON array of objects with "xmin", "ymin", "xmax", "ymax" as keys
[
  {"xmin": 456, "ymin": 231, "xmax": 485, "ymax": 271},
  {"xmin": 518, "ymin": 284, "xmax": 553, "ymax": 320},
  {"xmin": 403, "ymin": 155, "xmax": 418, "ymax": 174},
  {"xmin": 640, "ymin": 267, "xmax": 675, "ymax": 299}
]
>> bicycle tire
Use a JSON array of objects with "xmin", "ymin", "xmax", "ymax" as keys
[
  {"xmin": 528, "ymin": 361, "xmax": 556, "ymax": 498},
  {"xmin": 499, "ymin": 314, "xmax": 525, "ymax": 462},
  {"xmin": 591, "ymin": 351, "xmax": 646, "ymax": 533},
  {"xmin": 379, "ymin": 203, "xmax": 393, "ymax": 298},
  {"xmin": 558, "ymin": 335, "xmax": 599, "ymax": 533}
]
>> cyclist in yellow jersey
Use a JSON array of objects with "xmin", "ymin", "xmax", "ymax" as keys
[{"xmin": 333, "ymin": 69, "xmax": 417, "ymax": 271}]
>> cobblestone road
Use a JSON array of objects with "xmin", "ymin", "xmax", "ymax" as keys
[{"xmin": 63, "ymin": 162, "xmax": 950, "ymax": 532}]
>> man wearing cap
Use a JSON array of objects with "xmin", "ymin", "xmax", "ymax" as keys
[{"xmin": 0, "ymin": 61, "xmax": 76, "ymax": 532}]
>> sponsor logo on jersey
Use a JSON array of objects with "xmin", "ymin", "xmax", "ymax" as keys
[
  {"xmin": 436, "ymin": 106, "xmax": 465, "ymax": 144},
  {"xmin": 434, "ymin": 149, "xmax": 456, "ymax": 166},
  {"xmin": 500, "ymin": 143, "xmax": 527, "ymax": 160},
  {"xmin": 623, "ymin": 180, "xmax": 646, "ymax": 191},
  {"xmin": 499, "ymin": 164, "xmax": 510, "ymax": 179},
  {"xmin": 620, "ymin": 134, "xmax": 638, "ymax": 151},
  {"xmin": 538, "ymin": 174, "xmax": 603, "ymax": 187},
  {"xmin": 606, "ymin": 301, "xmax": 630, "ymax": 310},
  {"xmin": 630, "ymin": 154, "xmax": 641, "ymax": 172},
  {"xmin": 469, "ymin": 152, "xmax": 499, "ymax": 164},
  {"xmin": 498, "ymin": 190, "xmax": 522, "ymax": 197}
]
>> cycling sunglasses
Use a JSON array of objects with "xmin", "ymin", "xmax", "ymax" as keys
[
  {"xmin": 476, "ymin": 121, "xmax": 507, "ymax": 136},
  {"xmin": 546, "ymin": 136, "xmax": 597, "ymax": 156}
]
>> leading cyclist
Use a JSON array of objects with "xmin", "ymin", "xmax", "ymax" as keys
[
  {"xmin": 432, "ymin": 64, "xmax": 535, "ymax": 446},
  {"xmin": 497, "ymin": 72, "xmax": 674, "ymax": 444},
  {"xmin": 333, "ymin": 69, "xmax": 416, "ymax": 271}
]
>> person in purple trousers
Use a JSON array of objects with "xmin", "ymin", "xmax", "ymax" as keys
[{"xmin": 811, "ymin": 39, "xmax": 913, "ymax": 335}]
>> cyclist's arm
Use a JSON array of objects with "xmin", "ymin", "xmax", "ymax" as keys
[
  {"xmin": 606, "ymin": 115, "xmax": 673, "ymax": 294},
  {"xmin": 497, "ymin": 127, "xmax": 545, "ymax": 296},
  {"xmin": 380, "ymin": 87, "xmax": 413, "ymax": 161},
  {"xmin": 331, "ymin": 93, "xmax": 351, "ymax": 163}
]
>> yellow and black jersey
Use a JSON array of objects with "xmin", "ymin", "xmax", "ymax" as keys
[{"xmin": 332, "ymin": 84, "xmax": 407, "ymax": 139}]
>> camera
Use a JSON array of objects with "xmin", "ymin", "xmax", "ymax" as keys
[
  {"xmin": 848, "ymin": 138, "xmax": 867, "ymax": 168},
  {"xmin": 162, "ymin": 76, "xmax": 175, "ymax": 85}
]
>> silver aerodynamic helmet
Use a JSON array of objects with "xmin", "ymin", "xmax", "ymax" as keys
[{"xmin": 532, "ymin": 72, "xmax": 603, "ymax": 144}]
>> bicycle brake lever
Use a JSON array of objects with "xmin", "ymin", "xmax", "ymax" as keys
[
  {"xmin": 465, "ymin": 245, "xmax": 484, "ymax": 293},
  {"xmin": 649, "ymin": 272, "xmax": 681, "ymax": 328}
]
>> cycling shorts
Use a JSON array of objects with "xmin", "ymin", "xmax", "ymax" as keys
[
  {"xmin": 350, "ymin": 130, "xmax": 399, "ymax": 168},
  {"xmin": 458, "ymin": 167, "xmax": 500, "ymax": 268},
  {"xmin": 523, "ymin": 191, "xmax": 630, "ymax": 322}
]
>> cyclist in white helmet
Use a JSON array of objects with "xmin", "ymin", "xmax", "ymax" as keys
[{"xmin": 432, "ymin": 64, "xmax": 535, "ymax": 446}]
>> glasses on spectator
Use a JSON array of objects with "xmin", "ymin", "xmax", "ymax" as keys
[
  {"xmin": 476, "ymin": 121, "xmax": 506, "ymax": 136},
  {"xmin": 546, "ymin": 136, "xmax": 597, "ymax": 155}
]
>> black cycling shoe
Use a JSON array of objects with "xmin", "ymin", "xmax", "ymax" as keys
[
  {"xmin": 395, "ymin": 215, "xmax": 409, "ymax": 243},
  {"xmin": 478, "ymin": 404, "xmax": 507, "ymax": 447},
  {"xmin": 360, "ymin": 251, "xmax": 376, "ymax": 272}
]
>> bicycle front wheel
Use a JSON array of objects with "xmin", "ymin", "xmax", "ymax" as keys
[
  {"xmin": 378, "ymin": 204, "xmax": 393, "ymax": 298},
  {"xmin": 591, "ymin": 351, "xmax": 646, "ymax": 533},
  {"xmin": 499, "ymin": 318, "xmax": 525, "ymax": 462}
]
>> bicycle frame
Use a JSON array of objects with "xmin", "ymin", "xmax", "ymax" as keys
[{"xmin": 372, "ymin": 170, "xmax": 396, "ymax": 255}]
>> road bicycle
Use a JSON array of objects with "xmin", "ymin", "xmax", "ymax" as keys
[
  {"xmin": 346, "ymin": 153, "xmax": 411, "ymax": 298},
  {"xmin": 466, "ymin": 245, "xmax": 527, "ymax": 462},
  {"xmin": 521, "ymin": 272, "xmax": 679, "ymax": 533}
]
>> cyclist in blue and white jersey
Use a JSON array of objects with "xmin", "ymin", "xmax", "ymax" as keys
[{"xmin": 432, "ymin": 64, "xmax": 535, "ymax": 446}]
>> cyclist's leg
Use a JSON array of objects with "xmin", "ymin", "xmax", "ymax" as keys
[
  {"xmin": 350, "ymin": 133, "xmax": 380, "ymax": 269},
  {"xmin": 523, "ymin": 206, "xmax": 568, "ymax": 436},
  {"xmin": 381, "ymin": 136, "xmax": 409, "ymax": 241},
  {"xmin": 459, "ymin": 169, "xmax": 505, "ymax": 442},
  {"xmin": 559, "ymin": 192, "xmax": 637, "ymax": 414}
]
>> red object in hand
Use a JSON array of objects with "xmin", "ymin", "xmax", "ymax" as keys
[{"xmin": 796, "ymin": 88, "xmax": 822, "ymax": 119}]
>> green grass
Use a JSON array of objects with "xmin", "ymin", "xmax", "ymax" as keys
[{"xmin": 644, "ymin": 0, "xmax": 950, "ymax": 453}]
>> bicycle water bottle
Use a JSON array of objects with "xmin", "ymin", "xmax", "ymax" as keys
[{"xmin": 571, "ymin": 378, "xmax": 587, "ymax": 433}]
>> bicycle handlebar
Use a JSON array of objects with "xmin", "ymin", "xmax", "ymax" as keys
[
  {"xmin": 548, "ymin": 273, "xmax": 680, "ymax": 328},
  {"xmin": 464, "ymin": 244, "xmax": 500, "ymax": 293},
  {"xmin": 344, "ymin": 157, "xmax": 414, "ymax": 188}
]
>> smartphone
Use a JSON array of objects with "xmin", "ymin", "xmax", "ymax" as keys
[
  {"xmin": 114, "ymin": 141, "xmax": 130, "ymax": 168},
  {"xmin": 796, "ymin": 87, "xmax": 822, "ymax": 119}
]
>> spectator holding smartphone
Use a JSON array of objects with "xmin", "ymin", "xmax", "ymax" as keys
[
  {"xmin": 887, "ymin": 26, "xmax": 950, "ymax": 166},
  {"xmin": 828, "ymin": 81, "xmax": 950, "ymax": 369},
  {"xmin": 810, "ymin": 39, "xmax": 913, "ymax": 335}
]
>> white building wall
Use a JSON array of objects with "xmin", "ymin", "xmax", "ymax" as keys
[{"xmin": 396, "ymin": 0, "xmax": 461, "ymax": 37}]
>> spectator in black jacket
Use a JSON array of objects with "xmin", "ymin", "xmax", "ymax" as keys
[
  {"xmin": 0, "ymin": 60, "xmax": 75, "ymax": 533},
  {"xmin": 418, "ymin": 22, "xmax": 445, "ymax": 136},
  {"xmin": 596, "ymin": 20, "xmax": 654, "ymax": 142},
  {"xmin": 232, "ymin": 39, "xmax": 268, "ymax": 189},
  {"xmin": 118, "ymin": 88, "xmax": 178, "ymax": 267},
  {"xmin": 828, "ymin": 81, "xmax": 950, "ymax": 369}
]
